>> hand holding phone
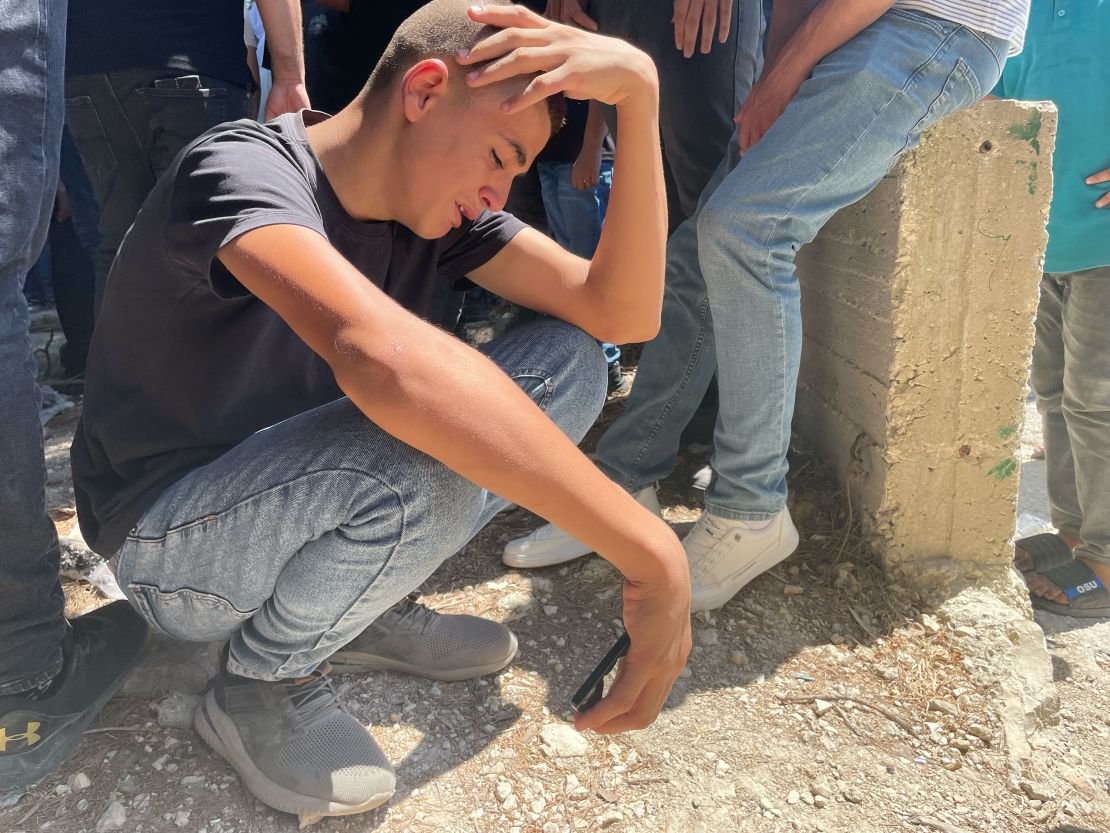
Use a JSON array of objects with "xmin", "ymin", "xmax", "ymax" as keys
[{"xmin": 571, "ymin": 632, "xmax": 631, "ymax": 713}]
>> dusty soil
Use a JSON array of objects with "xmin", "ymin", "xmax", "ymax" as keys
[{"xmin": 4, "ymin": 349, "xmax": 1109, "ymax": 833}]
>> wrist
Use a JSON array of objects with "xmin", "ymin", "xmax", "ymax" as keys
[{"xmin": 616, "ymin": 52, "xmax": 659, "ymax": 112}]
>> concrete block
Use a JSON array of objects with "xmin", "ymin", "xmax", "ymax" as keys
[{"xmin": 793, "ymin": 100, "xmax": 1057, "ymax": 594}]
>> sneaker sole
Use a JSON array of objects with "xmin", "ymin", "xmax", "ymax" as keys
[
  {"xmin": 194, "ymin": 691, "xmax": 393, "ymax": 819},
  {"xmin": 329, "ymin": 632, "xmax": 518, "ymax": 682},
  {"xmin": 690, "ymin": 521, "xmax": 801, "ymax": 612},
  {"xmin": 502, "ymin": 545, "xmax": 593, "ymax": 569},
  {"xmin": 0, "ymin": 630, "xmax": 148, "ymax": 793}
]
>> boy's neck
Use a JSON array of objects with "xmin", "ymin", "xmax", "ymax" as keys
[{"xmin": 305, "ymin": 98, "xmax": 397, "ymax": 223}]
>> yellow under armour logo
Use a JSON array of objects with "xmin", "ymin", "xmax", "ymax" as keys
[{"xmin": 0, "ymin": 722, "xmax": 41, "ymax": 752}]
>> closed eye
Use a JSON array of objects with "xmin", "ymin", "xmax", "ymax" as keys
[{"xmin": 491, "ymin": 149, "xmax": 504, "ymax": 170}]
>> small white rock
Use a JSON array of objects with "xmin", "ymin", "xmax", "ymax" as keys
[
  {"xmin": 812, "ymin": 699, "xmax": 835, "ymax": 717},
  {"xmin": 95, "ymin": 800, "xmax": 127, "ymax": 832},
  {"xmin": 540, "ymin": 724, "xmax": 589, "ymax": 758},
  {"xmin": 68, "ymin": 772, "xmax": 91, "ymax": 792}
]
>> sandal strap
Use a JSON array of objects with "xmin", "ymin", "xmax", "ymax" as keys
[
  {"xmin": 1015, "ymin": 533, "xmax": 1074, "ymax": 573},
  {"xmin": 1040, "ymin": 560, "xmax": 1108, "ymax": 605}
]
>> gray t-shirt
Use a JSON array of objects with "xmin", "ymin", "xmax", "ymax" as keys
[{"xmin": 72, "ymin": 111, "xmax": 524, "ymax": 554}]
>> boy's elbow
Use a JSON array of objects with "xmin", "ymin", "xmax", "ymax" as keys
[{"xmin": 594, "ymin": 308, "xmax": 661, "ymax": 345}]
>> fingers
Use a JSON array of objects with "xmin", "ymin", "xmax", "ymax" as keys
[
  {"xmin": 574, "ymin": 662, "xmax": 673, "ymax": 735},
  {"xmin": 457, "ymin": 28, "xmax": 550, "ymax": 66},
  {"xmin": 467, "ymin": 3, "xmax": 547, "ymax": 29},
  {"xmin": 681, "ymin": 0, "xmax": 702, "ymax": 58},
  {"xmin": 463, "ymin": 44, "xmax": 557, "ymax": 88},
  {"xmin": 717, "ymin": 0, "xmax": 733, "ymax": 43},
  {"xmin": 672, "ymin": 0, "xmax": 690, "ymax": 50},
  {"xmin": 1086, "ymin": 167, "xmax": 1110, "ymax": 185},
  {"xmin": 699, "ymin": 0, "xmax": 716, "ymax": 54},
  {"xmin": 1098, "ymin": 190, "xmax": 1110, "ymax": 209},
  {"xmin": 503, "ymin": 67, "xmax": 572, "ymax": 113}
]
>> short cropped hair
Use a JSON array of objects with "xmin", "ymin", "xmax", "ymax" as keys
[{"xmin": 366, "ymin": 0, "xmax": 565, "ymax": 136}]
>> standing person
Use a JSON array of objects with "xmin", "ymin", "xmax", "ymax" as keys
[
  {"xmin": 1002, "ymin": 0, "xmax": 1110, "ymax": 618},
  {"xmin": 64, "ymin": 0, "xmax": 311, "ymax": 312},
  {"xmin": 507, "ymin": 0, "xmax": 1029, "ymax": 613},
  {"xmin": 0, "ymin": 0, "xmax": 148, "ymax": 797},
  {"xmin": 72, "ymin": 1, "xmax": 690, "ymax": 821},
  {"xmin": 545, "ymin": 0, "xmax": 763, "ymax": 230}
]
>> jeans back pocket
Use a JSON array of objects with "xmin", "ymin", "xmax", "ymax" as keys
[{"xmin": 125, "ymin": 582, "xmax": 256, "ymax": 643}]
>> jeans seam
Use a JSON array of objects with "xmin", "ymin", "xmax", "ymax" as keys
[
  {"xmin": 273, "ymin": 475, "xmax": 412, "ymax": 678},
  {"xmin": 626, "ymin": 294, "xmax": 712, "ymax": 490}
]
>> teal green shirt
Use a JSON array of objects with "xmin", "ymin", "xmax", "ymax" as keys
[{"xmin": 992, "ymin": 0, "xmax": 1110, "ymax": 273}]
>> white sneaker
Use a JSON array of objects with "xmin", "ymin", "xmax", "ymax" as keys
[
  {"xmin": 684, "ymin": 507, "xmax": 799, "ymax": 612},
  {"xmin": 502, "ymin": 485, "xmax": 662, "ymax": 569}
]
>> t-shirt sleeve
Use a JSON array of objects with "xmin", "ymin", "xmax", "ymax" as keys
[
  {"xmin": 435, "ymin": 209, "xmax": 526, "ymax": 280},
  {"xmin": 163, "ymin": 125, "xmax": 327, "ymax": 298}
]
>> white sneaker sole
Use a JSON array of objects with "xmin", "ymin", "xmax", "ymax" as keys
[
  {"xmin": 690, "ymin": 516, "xmax": 800, "ymax": 612},
  {"xmin": 503, "ymin": 540, "xmax": 593, "ymax": 569},
  {"xmin": 194, "ymin": 691, "xmax": 394, "ymax": 820},
  {"xmin": 329, "ymin": 632, "xmax": 518, "ymax": 681},
  {"xmin": 504, "ymin": 487, "xmax": 662, "ymax": 569}
]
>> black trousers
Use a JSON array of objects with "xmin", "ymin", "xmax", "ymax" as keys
[{"xmin": 64, "ymin": 69, "xmax": 251, "ymax": 314}]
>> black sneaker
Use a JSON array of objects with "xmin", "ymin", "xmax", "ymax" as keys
[
  {"xmin": 608, "ymin": 360, "xmax": 631, "ymax": 395},
  {"xmin": 195, "ymin": 658, "xmax": 394, "ymax": 822},
  {"xmin": 330, "ymin": 593, "xmax": 517, "ymax": 681},
  {"xmin": 0, "ymin": 601, "xmax": 149, "ymax": 793}
]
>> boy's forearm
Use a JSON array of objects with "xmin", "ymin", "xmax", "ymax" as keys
[
  {"xmin": 255, "ymin": 0, "xmax": 305, "ymax": 83},
  {"xmin": 586, "ymin": 86, "xmax": 667, "ymax": 339},
  {"xmin": 335, "ymin": 309, "xmax": 681, "ymax": 585}
]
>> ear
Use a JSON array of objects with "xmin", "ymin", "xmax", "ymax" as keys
[{"xmin": 400, "ymin": 58, "xmax": 452, "ymax": 124}]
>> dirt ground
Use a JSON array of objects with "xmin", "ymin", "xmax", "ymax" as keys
[{"xmin": 4, "ymin": 339, "xmax": 1110, "ymax": 833}]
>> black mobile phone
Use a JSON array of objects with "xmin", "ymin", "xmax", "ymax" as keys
[{"xmin": 571, "ymin": 631, "xmax": 631, "ymax": 713}]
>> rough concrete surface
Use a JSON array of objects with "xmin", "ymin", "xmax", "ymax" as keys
[{"xmin": 794, "ymin": 99, "xmax": 1058, "ymax": 597}]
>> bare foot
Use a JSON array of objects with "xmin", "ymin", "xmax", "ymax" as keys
[{"xmin": 1024, "ymin": 556, "xmax": 1110, "ymax": 607}]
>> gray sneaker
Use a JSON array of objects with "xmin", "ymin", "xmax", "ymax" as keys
[
  {"xmin": 329, "ymin": 593, "xmax": 517, "ymax": 681},
  {"xmin": 194, "ymin": 660, "xmax": 394, "ymax": 821}
]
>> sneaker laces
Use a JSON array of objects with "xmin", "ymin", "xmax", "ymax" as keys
[
  {"xmin": 379, "ymin": 593, "xmax": 438, "ymax": 636},
  {"xmin": 685, "ymin": 515, "xmax": 742, "ymax": 579},
  {"xmin": 286, "ymin": 662, "xmax": 346, "ymax": 732}
]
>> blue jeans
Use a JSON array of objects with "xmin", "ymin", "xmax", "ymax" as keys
[
  {"xmin": 538, "ymin": 159, "xmax": 619, "ymax": 363},
  {"xmin": 597, "ymin": 9, "xmax": 1008, "ymax": 520},
  {"xmin": 1031, "ymin": 267, "xmax": 1110, "ymax": 568},
  {"xmin": 116, "ymin": 319, "xmax": 606, "ymax": 681},
  {"xmin": 0, "ymin": 0, "xmax": 68, "ymax": 695}
]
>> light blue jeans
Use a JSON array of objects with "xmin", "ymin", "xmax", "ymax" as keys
[
  {"xmin": 116, "ymin": 319, "xmax": 606, "ymax": 681},
  {"xmin": 597, "ymin": 8, "xmax": 1008, "ymax": 520},
  {"xmin": 1031, "ymin": 267, "xmax": 1110, "ymax": 567}
]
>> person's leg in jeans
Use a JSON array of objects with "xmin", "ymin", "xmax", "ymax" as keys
[
  {"xmin": 1024, "ymin": 267, "xmax": 1110, "ymax": 611},
  {"xmin": 64, "ymin": 70, "xmax": 252, "ymax": 312},
  {"xmin": 114, "ymin": 318, "xmax": 606, "ymax": 816},
  {"xmin": 699, "ymin": 13, "xmax": 1005, "ymax": 520},
  {"xmin": 676, "ymin": 12, "xmax": 1006, "ymax": 609},
  {"xmin": 501, "ymin": 0, "xmax": 764, "ymax": 568},
  {"xmin": 0, "ymin": 0, "xmax": 147, "ymax": 795}
]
